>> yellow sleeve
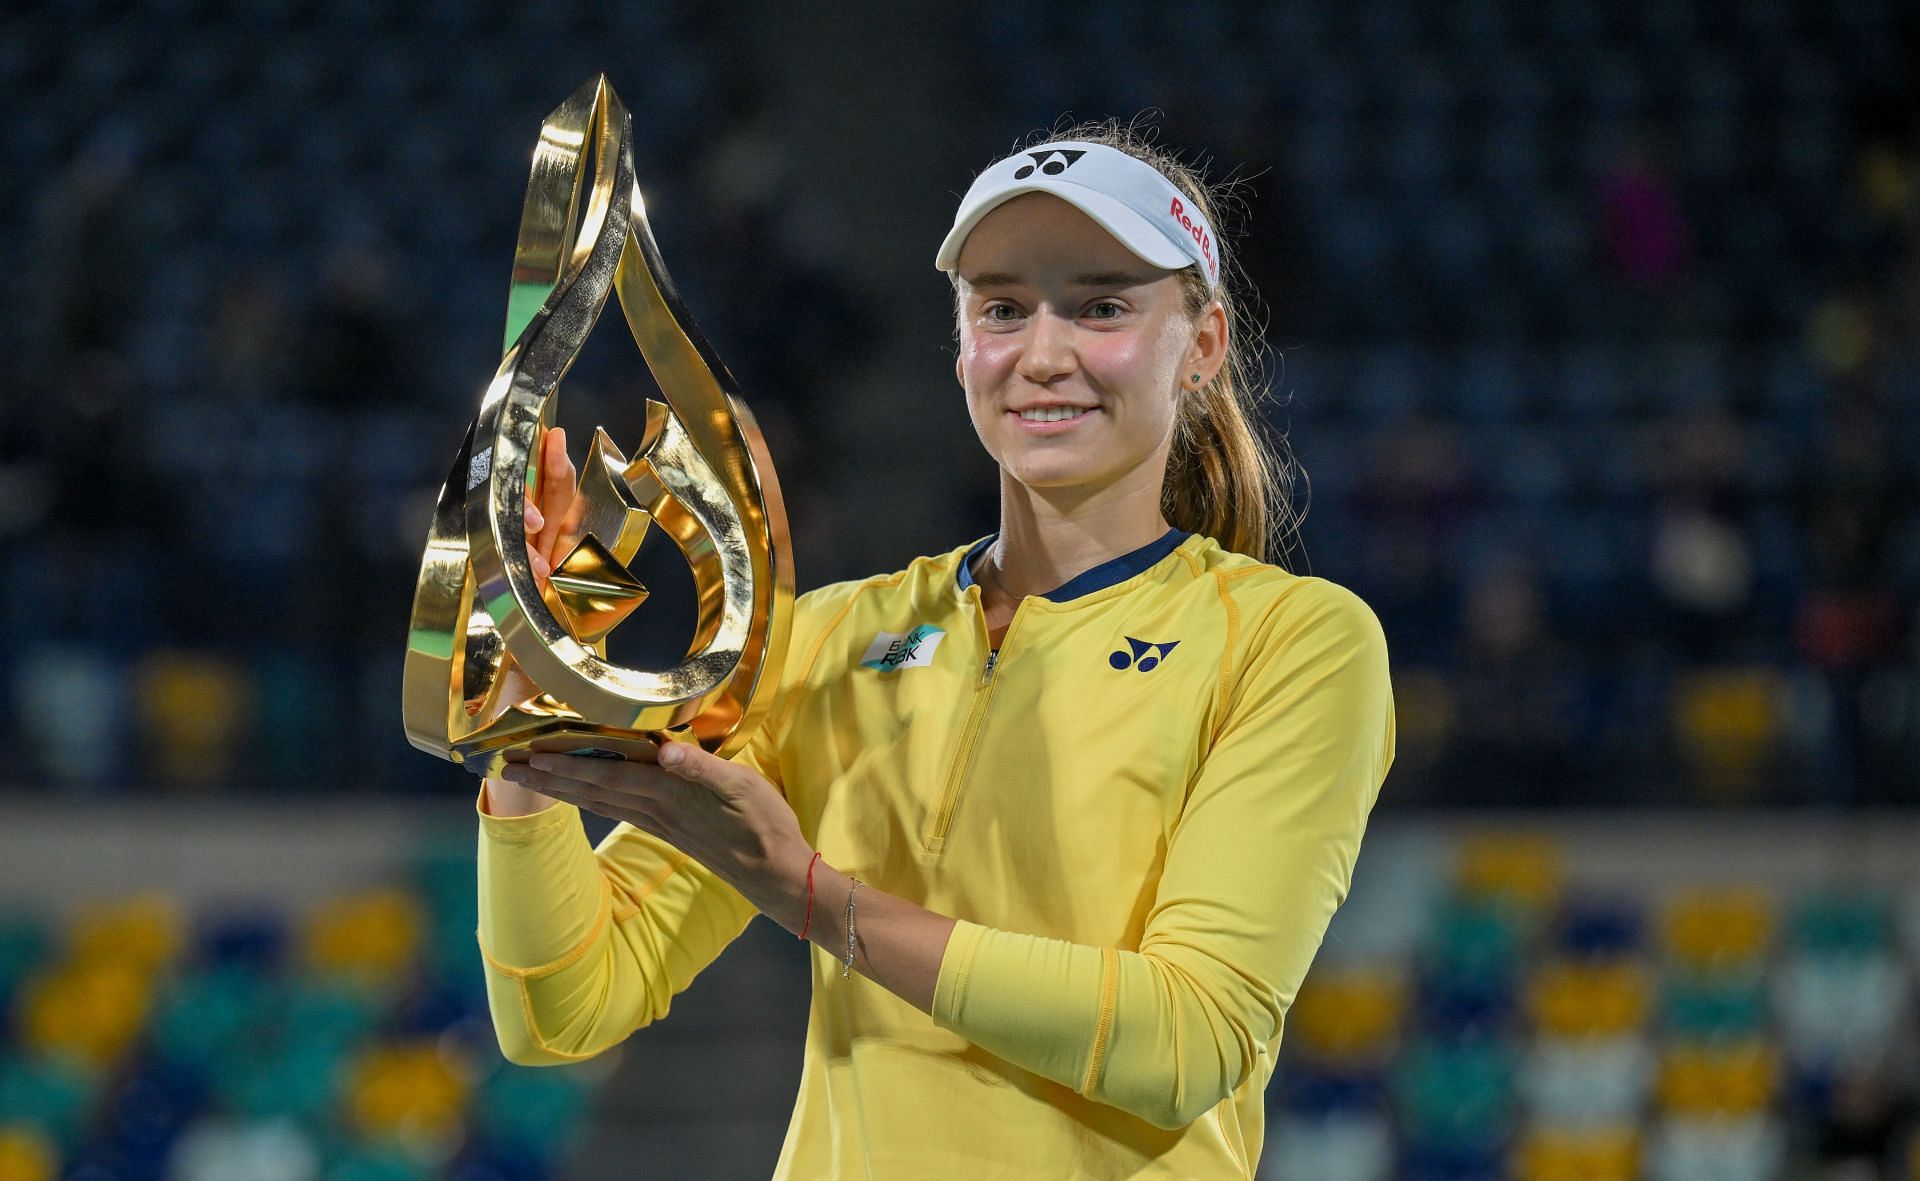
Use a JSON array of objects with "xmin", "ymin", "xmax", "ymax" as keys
[
  {"xmin": 475, "ymin": 706, "xmax": 784, "ymax": 1066},
  {"xmin": 930, "ymin": 580, "xmax": 1396, "ymax": 1129}
]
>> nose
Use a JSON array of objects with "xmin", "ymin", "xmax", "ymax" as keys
[{"xmin": 1014, "ymin": 306, "xmax": 1076, "ymax": 386}]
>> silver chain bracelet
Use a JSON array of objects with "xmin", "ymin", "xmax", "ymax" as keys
[{"xmin": 842, "ymin": 876, "xmax": 862, "ymax": 978}]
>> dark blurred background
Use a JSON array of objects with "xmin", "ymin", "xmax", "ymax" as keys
[
  {"xmin": 2, "ymin": 1, "xmax": 1918, "ymax": 1179},
  {"xmin": 3, "ymin": 0, "xmax": 1917, "ymax": 809}
]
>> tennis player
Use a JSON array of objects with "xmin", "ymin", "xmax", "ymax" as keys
[{"xmin": 476, "ymin": 123, "xmax": 1397, "ymax": 1179}]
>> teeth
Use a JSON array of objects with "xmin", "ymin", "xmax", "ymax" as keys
[{"xmin": 1019, "ymin": 406, "xmax": 1091, "ymax": 422}]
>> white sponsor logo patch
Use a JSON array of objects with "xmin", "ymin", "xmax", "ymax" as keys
[{"xmin": 860, "ymin": 624, "xmax": 946, "ymax": 671}]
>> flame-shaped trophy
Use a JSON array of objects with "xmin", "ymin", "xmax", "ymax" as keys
[{"xmin": 403, "ymin": 75, "xmax": 794, "ymax": 779}]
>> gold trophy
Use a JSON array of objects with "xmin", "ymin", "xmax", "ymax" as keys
[{"xmin": 403, "ymin": 75, "xmax": 794, "ymax": 779}]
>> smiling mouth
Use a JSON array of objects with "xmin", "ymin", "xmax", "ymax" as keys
[{"xmin": 1010, "ymin": 407, "xmax": 1099, "ymax": 424}]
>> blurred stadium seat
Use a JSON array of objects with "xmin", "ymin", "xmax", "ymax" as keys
[{"xmin": 2, "ymin": 0, "xmax": 1917, "ymax": 1175}]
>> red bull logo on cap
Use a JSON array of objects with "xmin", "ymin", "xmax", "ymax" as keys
[{"xmin": 1169, "ymin": 196, "xmax": 1217, "ymax": 281}]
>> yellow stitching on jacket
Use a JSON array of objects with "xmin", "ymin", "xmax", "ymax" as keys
[
  {"xmin": 1209, "ymin": 567, "xmax": 1293, "ymax": 743},
  {"xmin": 513, "ymin": 977, "xmax": 603, "ymax": 1061},
  {"xmin": 1080, "ymin": 946, "xmax": 1120, "ymax": 1095},
  {"xmin": 1210, "ymin": 571, "xmax": 1241, "ymax": 746},
  {"xmin": 947, "ymin": 922, "xmax": 982, "ymax": 1020},
  {"xmin": 486, "ymin": 855, "xmax": 695, "ymax": 1060},
  {"xmin": 478, "ymin": 875, "xmax": 613, "ymax": 981},
  {"xmin": 606, "ymin": 846, "xmax": 691, "ymax": 923},
  {"xmin": 1213, "ymin": 1099, "xmax": 1251, "ymax": 1179},
  {"xmin": 769, "ymin": 574, "xmax": 905, "ymax": 737}
]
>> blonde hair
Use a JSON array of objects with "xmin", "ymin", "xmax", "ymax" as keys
[{"xmin": 952, "ymin": 117, "xmax": 1305, "ymax": 567}]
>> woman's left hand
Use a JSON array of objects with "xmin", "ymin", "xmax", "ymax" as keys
[{"xmin": 498, "ymin": 744, "xmax": 810, "ymax": 919}]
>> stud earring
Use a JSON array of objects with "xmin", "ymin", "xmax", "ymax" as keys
[{"xmin": 1190, "ymin": 373, "xmax": 1202, "ymax": 384}]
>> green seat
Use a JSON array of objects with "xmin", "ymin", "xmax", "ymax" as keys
[
  {"xmin": 479, "ymin": 1063, "xmax": 593, "ymax": 1158},
  {"xmin": 279, "ymin": 979, "xmax": 385, "ymax": 1052},
  {"xmin": 216, "ymin": 1038, "xmax": 346, "ymax": 1125},
  {"xmin": 1791, "ymin": 891, "xmax": 1888, "ymax": 960},
  {"xmin": 1392, "ymin": 1034, "xmax": 1516, "ymax": 1150},
  {"xmin": 410, "ymin": 835, "xmax": 480, "ymax": 988},
  {"xmin": 0, "ymin": 1052, "xmax": 99, "ymax": 1156},
  {"xmin": 0, "ymin": 918, "xmax": 50, "ymax": 1007},
  {"xmin": 151, "ymin": 966, "xmax": 273, "ymax": 1070},
  {"xmin": 1663, "ymin": 968, "xmax": 1767, "ymax": 1039},
  {"xmin": 321, "ymin": 1142, "xmax": 428, "ymax": 1181},
  {"xmin": 1426, "ymin": 897, "xmax": 1525, "ymax": 986}
]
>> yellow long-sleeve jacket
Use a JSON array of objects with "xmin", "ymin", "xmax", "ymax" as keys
[{"xmin": 475, "ymin": 526, "xmax": 1396, "ymax": 1179}]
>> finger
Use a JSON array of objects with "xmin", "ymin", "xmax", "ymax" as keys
[
  {"xmin": 556, "ymin": 782, "xmax": 672, "ymax": 837},
  {"xmin": 529, "ymin": 547, "xmax": 550, "ymax": 583},
  {"xmin": 542, "ymin": 427, "xmax": 575, "ymax": 519},
  {"xmin": 543, "ymin": 430, "xmax": 580, "ymax": 565},
  {"xmin": 528, "ymin": 426, "xmax": 565, "ymax": 556},
  {"xmin": 553, "ymin": 488, "xmax": 588, "ymax": 560},
  {"xmin": 532, "ymin": 779, "xmax": 663, "ymax": 833},
  {"xmin": 550, "ymin": 425, "xmax": 575, "ymax": 484},
  {"xmin": 507, "ymin": 769, "xmax": 643, "ymax": 816},
  {"xmin": 510, "ymin": 759, "xmax": 675, "ymax": 808},
  {"xmin": 527, "ymin": 753, "xmax": 676, "ymax": 796},
  {"xmin": 654, "ymin": 742, "xmax": 739, "ymax": 795},
  {"xmin": 524, "ymin": 498, "xmax": 544, "ymax": 533}
]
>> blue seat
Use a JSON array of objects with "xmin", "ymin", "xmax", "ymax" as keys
[{"xmin": 1558, "ymin": 896, "xmax": 1646, "ymax": 958}]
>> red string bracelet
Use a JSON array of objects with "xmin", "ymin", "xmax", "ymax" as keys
[{"xmin": 799, "ymin": 851, "xmax": 823, "ymax": 939}]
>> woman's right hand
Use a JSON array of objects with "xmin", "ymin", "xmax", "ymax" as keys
[
  {"xmin": 474, "ymin": 425, "xmax": 579, "ymax": 698},
  {"xmin": 501, "ymin": 423, "xmax": 580, "ymax": 678},
  {"xmin": 481, "ymin": 425, "xmax": 580, "ymax": 817},
  {"xmin": 523, "ymin": 423, "xmax": 579, "ymax": 594}
]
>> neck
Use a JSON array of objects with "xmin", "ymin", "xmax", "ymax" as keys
[{"xmin": 975, "ymin": 462, "xmax": 1174, "ymax": 602}]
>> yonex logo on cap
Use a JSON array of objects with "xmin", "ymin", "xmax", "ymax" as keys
[
  {"xmin": 936, "ymin": 140, "xmax": 1224, "ymax": 291},
  {"xmin": 1014, "ymin": 149, "xmax": 1085, "ymax": 179}
]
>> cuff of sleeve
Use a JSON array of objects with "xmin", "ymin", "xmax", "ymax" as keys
[
  {"xmin": 928, "ymin": 920, "xmax": 1111, "ymax": 1094},
  {"xmin": 475, "ymin": 782, "xmax": 578, "ymax": 843},
  {"xmin": 932, "ymin": 917, "xmax": 988, "ymax": 1029}
]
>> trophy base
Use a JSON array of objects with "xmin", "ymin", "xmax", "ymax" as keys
[{"xmin": 454, "ymin": 724, "xmax": 695, "ymax": 780}]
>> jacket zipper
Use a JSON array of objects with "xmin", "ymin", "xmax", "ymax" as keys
[{"xmin": 924, "ymin": 593, "xmax": 1024, "ymax": 852}]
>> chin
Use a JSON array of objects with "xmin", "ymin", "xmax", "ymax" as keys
[
  {"xmin": 1003, "ymin": 456, "xmax": 1115, "ymax": 490},
  {"xmin": 1001, "ymin": 436, "xmax": 1170, "ymax": 494}
]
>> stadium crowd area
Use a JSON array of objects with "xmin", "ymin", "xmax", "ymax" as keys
[
  {"xmin": 0, "ymin": 834, "xmax": 604, "ymax": 1181},
  {"xmin": 2, "ymin": 826, "xmax": 1918, "ymax": 1179},
  {"xmin": 1, "ymin": 0, "xmax": 1919, "ymax": 1176},
  {"xmin": 2, "ymin": 0, "xmax": 1916, "ymax": 806},
  {"xmin": 1269, "ymin": 827, "xmax": 1920, "ymax": 1181}
]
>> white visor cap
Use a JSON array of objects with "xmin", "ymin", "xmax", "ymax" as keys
[{"xmin": 935, "ymin": 141, "xmax": 1221, "ymax": 289}]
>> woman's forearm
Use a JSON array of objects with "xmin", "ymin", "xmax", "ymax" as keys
[
  {"xmin": 482, "ymin": 760, "xmax": 956, "ymax": 1013},
  {"xmin": 753, "ymin": 842, "xmax": 956, "ymax": 1015},
  {"xmin": 480, "ymin": 775, "xmax": 560, "ymax": 818}
]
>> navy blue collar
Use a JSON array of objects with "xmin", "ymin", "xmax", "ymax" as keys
[{"xmin": 956, "ymin": 527, "xmax": 1192, "ymax": 602}]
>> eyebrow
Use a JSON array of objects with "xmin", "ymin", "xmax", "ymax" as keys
[{"xmin": 962, "ymin": 270, "xmax": 1158, "ymax": 291}]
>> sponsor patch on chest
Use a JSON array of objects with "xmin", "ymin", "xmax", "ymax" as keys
[{"xmin": 860, "ymin": 624, "xmax": 947, "ymax": 671}]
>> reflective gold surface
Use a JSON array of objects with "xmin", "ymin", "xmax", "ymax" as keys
[{"xmin": 403, "ymin": 76, "xmax": 795, "ymax": 778}]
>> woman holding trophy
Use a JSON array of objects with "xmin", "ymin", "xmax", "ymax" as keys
[{"xmin": 473, "ymin": 122, "xmax": 1395, "ymax": 1179}]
